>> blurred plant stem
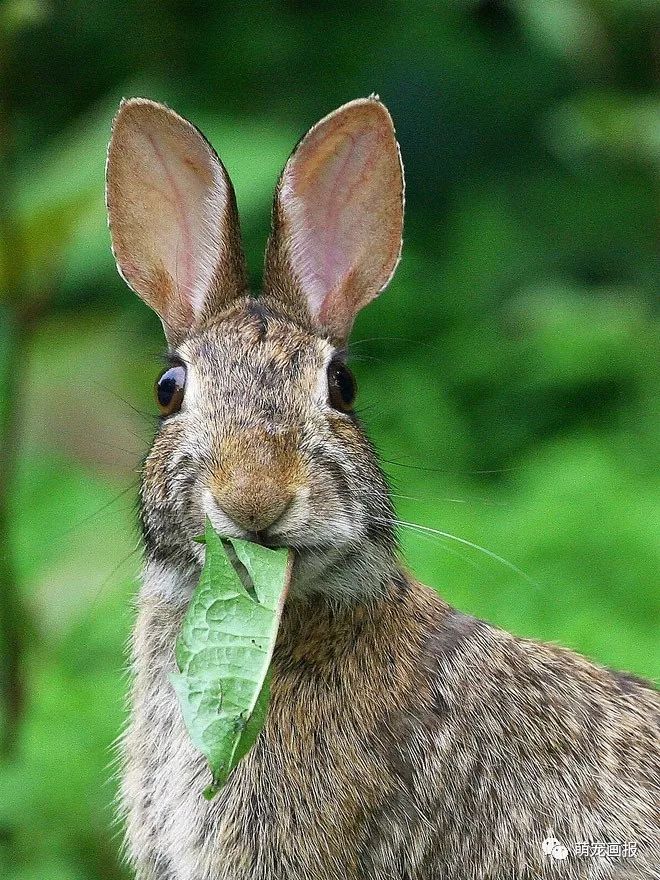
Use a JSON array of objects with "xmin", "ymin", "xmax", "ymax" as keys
[
  {"xmin": 0, "ymin": 19, "xmax": 37, "ymax": 758},
  {"xmin": 0, "ymin": 307, "xmax": 32, "ymax": 758}
]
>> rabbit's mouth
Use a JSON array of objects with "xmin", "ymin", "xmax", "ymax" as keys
[
  {"xmin": 199, "ymin": 488, "xmax": 298, "ymax": 553},
  {"xmin": 192, "ymin": 487, "xmax": 397, "ymax": 602},
  {"xmin": 199, "ymin": 486, "xmax": 360, "ymax": 556},
  {"xmin": 241, "ymin": 531, "xmax": 284, "ymax": 550},
  {"xmin": 245, "ymin": 531, "xmax": 267, "ymax": 546}
]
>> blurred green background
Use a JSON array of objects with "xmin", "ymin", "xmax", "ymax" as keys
[{"xmin": 0, "ymin": 0, "xmax": 658, "ymax": 877}]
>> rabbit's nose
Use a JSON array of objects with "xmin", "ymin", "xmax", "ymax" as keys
[{"xmin": 211, "ymin": 470, "xmax": 294, "ymax": 535}]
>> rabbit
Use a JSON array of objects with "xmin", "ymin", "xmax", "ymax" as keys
[{"xmin": 105, "ymin": 96, "xmax": 660, "ymax": 880}]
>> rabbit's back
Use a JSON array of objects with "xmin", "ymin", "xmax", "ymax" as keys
[{"xmin": 122, "ymin": 577, "xmax": 660, "ymax": 880}]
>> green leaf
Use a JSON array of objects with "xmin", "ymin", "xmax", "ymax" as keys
[{"xmin": 170, "ymin": 520, "xmax": 292, "ymax": 796}]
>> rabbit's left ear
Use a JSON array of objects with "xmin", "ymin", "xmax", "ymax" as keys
[{"xmin": 263, "ymin": 97, "xmax": 404, "ymax": 344}]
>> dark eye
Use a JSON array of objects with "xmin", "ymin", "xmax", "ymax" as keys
[
  {"xmin": 327, "ymin": 359, "xmax": 357, "ymax": 413},
  {"xmin": 155, "ymin": 363, "xmax": 186, "ymax": 416}
]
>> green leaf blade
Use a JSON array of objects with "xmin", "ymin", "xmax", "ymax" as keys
[{"xmin": 171, "ymin": 520, "xmax": 292, "ymax": 794}]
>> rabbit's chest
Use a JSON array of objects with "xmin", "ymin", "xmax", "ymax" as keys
[{"xmin": 123, "ymin": 643, "xmax": 419, "ymax": 880}]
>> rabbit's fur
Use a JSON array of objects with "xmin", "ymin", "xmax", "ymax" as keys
[{"xmin": 106, "ymin": 98, "xmax": 660, "ymax": 879}]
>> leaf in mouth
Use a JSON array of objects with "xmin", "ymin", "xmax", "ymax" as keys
[{"xmin": 170, "ymin": 519, "xmax": 293, "ymax": 798}]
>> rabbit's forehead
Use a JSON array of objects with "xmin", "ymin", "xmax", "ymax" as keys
[{"xmin": 179, "ymin": 316, "xmax": 333, "ymax": 398}]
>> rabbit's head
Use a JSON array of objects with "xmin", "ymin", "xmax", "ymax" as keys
[{"xmin": 106, "ymin": 97, "xmax": 404, "ymax": 601}]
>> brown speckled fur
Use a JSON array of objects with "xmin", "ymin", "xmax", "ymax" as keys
[
  {"xmin": 124, "ymin": 563, "xmax": 660, "ymax": 879},
  {"xmin": 107, "ymin": 99, "xmax": 660, "ymax": 880}
]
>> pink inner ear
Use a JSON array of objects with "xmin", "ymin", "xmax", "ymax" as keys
[
  {"xmin": 142, "ymin": 128, "xmax": 197, "ymax": 310},
  {"xmin": 107, "ymin": 100, "xmax": 231, "ymax": 334},
  {"xmin": 273, "ymin": 99, "xmax": 404, "ymax": 339},
  {"xmin": 133, "ymin": 118, "xmax": 227, "ymax": 320},
  {"xmin": 285, "ymin": 127, "xmax": 380, "ymax": 315}
]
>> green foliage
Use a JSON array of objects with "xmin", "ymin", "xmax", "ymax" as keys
[
  {"xmin": 170, "ymin": 523, "xmax": 291, "ymax": 798},
  {"xmin": 0, "ymin": 1, "xmax": 657, "ymax": 878}
]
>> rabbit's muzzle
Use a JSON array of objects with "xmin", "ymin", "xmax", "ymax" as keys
[
  {"xmin": 212, "ymin": 469, "xmax": 294, "ymax": 534},
  {"xmin": 208, "ymin": 430, "xmax": 302, "ymax": 537}
]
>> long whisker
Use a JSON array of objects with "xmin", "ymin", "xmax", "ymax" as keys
[
  {"xmin": 389, "ymin": 518, "xmax": 540, "ymax": 589},
  {"xmin": 56, "ymin": 480, "xmax": 139, "ymax": 541},
  {"xmin": 82, "ymin": 538, "xmax": 142, "ymax": 619},
  {"xmin": 347, "ymin": 335, "xmax": 435, "ymax": 350},
  {"xmin": 324, "ymin": 510, "xmax": 485, "ymax": 574},
  {"xmin": 390, "ymin": 492, "xmax": 506, "ymax": 507},
  {"xmin": 379, "ymin": 457, "xmax": 520, "ymax": 477},
  {"xmin": 360, "ymin": 512, "xmax": 540, "ymax": 590},
  {"xmin": 393, "ymin": 524, "xmax": 481, "ymax": 570},
  {"xmin": 92, "ymin": 381, "xmax": 159, "ymax": 425},
  {"xmin": 21, "ymin": 482, "xmax": 140, "ymax": 589}
]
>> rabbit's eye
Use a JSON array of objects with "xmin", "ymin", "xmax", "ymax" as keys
[
  {"xmin": 327, "ymin": 360, "xmax": 356, "ymax": 413},
  {"xmin": 155, "ymin": 364, "xmax": 186, "ymax": 416}
]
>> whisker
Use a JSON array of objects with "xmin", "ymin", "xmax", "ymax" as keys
[
  {"xmin": 360, "ymin": 511, "xmax": 540, "ymax": 590},
  {"xmin": 379, "ymin": 457, "xmax": 520, "ymax": 477},
  {"xmin": 394, "ymin": 524, "xmax": 481, "ymax": 570},
  {"xmin": 390, "ymin": 492, "xmax": 507, "ymax": 507},
  {"xmin": 56, "ymin": 481, "xmax": 139, "ymax": 541},
  {"xmin": 347, "ymin": 336, "xmax": 436, "ymax": 351},
  {"xmin": 88, "ymin": 440, "xmax": 145, "ymax": 458},
  {"xmin": 346, "ymin": 354, "xmax": 384, "ymax": 364},
  {"xmin": 325, "ymin": 510, "xmax": 481, "ymax": 572},
  {"xmin": 93, "ymin": 382, "xmax": 159, "ymax": 424},
  {"xmin": 389, "ymin": 518, "xmax": 540, "ymax": 589},
  {"xmin": 83, "ymin": 538, "xmax": 142, "ymax": 618},
  {"xmin": 20, "ymin": 482, "xmax": 140, "ymax": 585}
]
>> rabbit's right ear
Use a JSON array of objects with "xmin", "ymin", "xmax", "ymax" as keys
[{"xmin": 106, "ymin": 99, "xmax": 247, "ymax": 344}]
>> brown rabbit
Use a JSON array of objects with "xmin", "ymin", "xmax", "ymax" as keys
[{"xmin": 106, "ymin": 97, "xmax": 660, "ymax": 880}]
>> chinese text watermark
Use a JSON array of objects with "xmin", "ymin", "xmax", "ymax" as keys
[{"xmin": 542, "ymin": 837, "xmax": 638, "ymax": 862}]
